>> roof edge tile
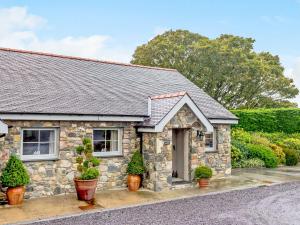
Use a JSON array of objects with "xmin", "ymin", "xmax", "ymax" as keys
[{"xmin": 0, "ymin": 47, "xmax": 177, "ymax": 72}]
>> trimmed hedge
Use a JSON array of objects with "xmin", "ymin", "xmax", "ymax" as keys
[{"xmin": 232, "ymin": 108, "xmax": 300, "ymax": 133}]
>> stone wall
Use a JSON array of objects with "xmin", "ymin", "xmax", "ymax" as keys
[
  {"xmin": 200, "ymin": 125, "xmax": 231, "ymax": 177},
  {"xmin": 142, "ymin": 105, "xmax": 231, "ymax": 191},
  {"xmin": 0, "ymin": 120, "xmax": 139, "ymax": 198},
  {"xmin": 0, "ymin": 106, "xmax": 231, "ymax": 198}
]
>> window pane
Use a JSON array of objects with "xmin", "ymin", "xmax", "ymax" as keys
[
  {"xmin": 23, "ymin": 143, "xmax": 39, "ymax": 155},
  {"xmin": 111, "ymin": 141, "xmax": 118, "ymax": 151},
  {"xmin": 111, "ymin": 130, "xmax": 118, "ymax": 141},
  {"xmin": 106, "ymin": 141, "xmax": 111, "ymax": 152},
  {"xmin": 93, "ymin": 130, "xmax": 105, "ymax": 141},
  {"xmin": 205, "ymin": 133, "xmax": 213, "ymax": 139},
  {"xmin": 94, "ymin": 141, "xmax": 105, "ymax": 152},
  {"xmin": 40, "ymin": 130, "xmax": 54, "ymax": 142},
  {"xmin": 205, "ymin": 139, "xmax": 213, "ymax": 148},
  {"xmin": 205, "ymin": 133, "xmax": 214, "ymax": 148},
  {"xmin": 93, "ymin": 129, "xmax": 121, "ymax": 155},
  {"xmin": 23, "ymin": 130, "xmax": 39, "ymax": 142},
  {"xmin": 106, "ymin": 130, "xmax": 111, "ymax": 141},
  {"xmin": 40, "ymin": 143, "xmax": 50, "ymax": 154}
]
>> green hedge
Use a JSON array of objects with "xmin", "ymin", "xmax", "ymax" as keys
[
  {"xmin": 283, "ymin": 149, "xmax": 299, "ymax": 166},
  {"xmin": 232, "ymin": 108, "xmax": 300, "ymax": 133},
  {"xmin": 246, "ymin": 143, "xmax": 278, "ymax": 168}
]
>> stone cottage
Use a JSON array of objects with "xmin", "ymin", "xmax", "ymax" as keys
[{"xmin": 0, "ymin": 48, "xmax": 238, "ymax": 198}]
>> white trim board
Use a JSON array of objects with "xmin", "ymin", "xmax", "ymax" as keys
[
  {"xmin": 209, "ymin": 119, "xmax": 238, "ymax": 124},
  {"xmin": 0, "ymin": 114, "xmax": 145, "ymax": 122},
  {"xmin": 0, "ymin": 120, "xmax": 8, "ymax": 134},
  {"xmin": 138, "ymin": 94, "xmax": 214, "ymax": 133}
]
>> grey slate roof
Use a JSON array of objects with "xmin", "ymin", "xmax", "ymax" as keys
[
  {"xmin": 0, "ymin": 48, "xmax": 237, "ymax": 120},
  {"xmin": 144, "ymin": 94, "xmax": 185, "ymax": 127}
]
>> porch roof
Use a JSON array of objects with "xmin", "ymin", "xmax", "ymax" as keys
[{"xmin": 138, "ymin": 92, "xmax": 214, "ymax": 133}]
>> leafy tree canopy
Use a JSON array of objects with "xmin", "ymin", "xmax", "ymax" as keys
[{"xmin": 131, "ymin": 30, "xmax": 298, "ymax": 109}]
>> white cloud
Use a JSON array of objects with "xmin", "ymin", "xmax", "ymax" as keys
[
  {"xmin": 0, "ymin": 7, "xmax": 45, "ymax": 31},
  {"xmin": 284, "ymin": 57, "xmax": 300, "ymax": 106},
  {"xmin": 0, "ymin": 6, "xmax": 132, "ymax": 62}
]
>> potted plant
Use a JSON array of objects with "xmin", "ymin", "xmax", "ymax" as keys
[
  {"xmin": 0, "ymin": 155, "xmax": 30, "ymax": 205},
  {"xmin": 194, "ymin": 165, "xmax": 212, "ymax": 188},
  {"xmin": 127, "ymin": 151, "xmax": 145, "ymax": 192},
  {"xmin": 74, "ymin": 138, "xmax": 100, "ymax": 201}
]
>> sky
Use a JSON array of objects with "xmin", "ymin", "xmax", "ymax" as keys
[{"xmin": 0, "ymin": 0, "xmax": 300, "ymax": 104}]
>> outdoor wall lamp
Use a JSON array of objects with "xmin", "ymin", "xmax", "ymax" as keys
[
  {"xmin": 196, "ymin": 130, "xmax": 205, "ymax": 141},
  {"xmin": 0, "ymin": 119, "xmax": 11, "ymax": 138}
]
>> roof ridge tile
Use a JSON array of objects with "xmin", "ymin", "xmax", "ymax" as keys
[{"xmin": 150, "ymin": 91, "xmax": 186, "ymax": 100}]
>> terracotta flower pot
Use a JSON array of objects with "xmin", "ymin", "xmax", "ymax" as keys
[
  {"xmin": 127, "ymin": 174, "xmax": 141, "ymax": 192},
  {"xmin": 74, "ymin": 178, "xmax": 98, "ymax": 201},
  {"xmin": 198, "ymin": 178, "xmax": 209, "ymax": 188},
  {"xmin": 6, "ymin": 186, "xmax": 25, "ymax": 205}
]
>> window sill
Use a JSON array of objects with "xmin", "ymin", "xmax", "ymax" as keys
[
  {"xmin": 95, "ymin": 154, "xmax": 124, "ymax": 158},
  {"xmin": 205, "ymin": 150, "xmax": 218, "ymax": 154},
  {"xmin": 21, "ymin": 156, "xmax": 59, "ymax": 162},
  {"xmin": 93, "ymin": 153, "xmax": 124, "ymax": 158}
]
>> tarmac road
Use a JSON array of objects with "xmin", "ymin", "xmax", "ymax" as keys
[{"xmin": 24, "ymin": 181, "xmax": 300, "ymax": 225}]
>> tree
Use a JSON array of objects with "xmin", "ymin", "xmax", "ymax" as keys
[{"xmin": 131, "ymin": 30, "xmax": 298, "ymax": 109}]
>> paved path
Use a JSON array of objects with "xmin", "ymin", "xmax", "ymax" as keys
[{"xmin": 24, "ymin": 181, "xmax": 300, "ymax": 225}]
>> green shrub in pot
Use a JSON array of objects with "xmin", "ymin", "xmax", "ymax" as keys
[
  {"xmin": 74, "ymin": 138, "xmax": 101, "ymax": 201},
  {"xmin": 75, "ymin": 138, "xmax": 100, "ymax": 180},
  {"xmin": 126, "ymin": 151, "xmax": 145, "ymax": 191},
  {"xmin": 194, "ymin": 165, "xmax": 213, "ymax": 180},
  {"xmin": 127, "ymin": 151, "xmax": 145, "ymax": 175},
  {"xmin": 194, "ymin": 165, "xmax": 213, "ymax": 188},
  {"xmin": 0, "ymin": 155, "xmax": 30, "ymax": 188},
  {"xmin": 0, "ymin": 154, "xmax": 30, "ymax": 205}
]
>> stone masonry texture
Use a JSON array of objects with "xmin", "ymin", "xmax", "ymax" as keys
[
  {"xmin": 0, "ymin": 121, "xmax": 138, "ymax": 198},
  {"xmin": 0, "ymin": 105, "xmax": 231, "ymax": 198},
  {"xmin": 143, "ymin": 105, "xmax": 231, "ymax": 191}
]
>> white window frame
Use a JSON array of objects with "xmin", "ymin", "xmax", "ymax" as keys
[
  {"xmin": 92, "ymin": 128, "xmax": 123, "ymax": 157},
  {"xmin": 21, "ymin": 128, "xmax": 58, "ymax": 161},
  {"xmin": 205, "ymin": 129, "xmax": 217, "ymax": 152}
]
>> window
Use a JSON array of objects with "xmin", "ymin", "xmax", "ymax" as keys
[
  {"xmin": 21, "ymin": 128, "xmax": 58, "ymax": 161},
  {"xmin": 205, "ymin": 130, "xmax": 216, "ymax": 152},
  {"xmin": 93, "ymin": 128, "xmax": 122, "ymax": 156}
]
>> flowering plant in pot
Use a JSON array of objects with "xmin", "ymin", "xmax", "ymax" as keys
[
  {"xmin": 127, "ymin": 151, "xmax": 145, "ymax": 192},
  {"xmin": 74, "ymin": 138, "xmax": 100, "ymax": 201},
  {"xmin": 194, "ymin": 165, "xmax": 212, "ymax": 188},
  {"xmin": 0, "ymin": 155, "xmax": 30, "ymax": 205}
]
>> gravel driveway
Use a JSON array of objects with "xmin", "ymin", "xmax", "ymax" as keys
[{"xmin": 23, "ymin": 182, "xmax": 300, "ymax": 225}]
